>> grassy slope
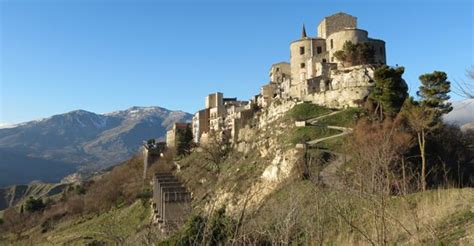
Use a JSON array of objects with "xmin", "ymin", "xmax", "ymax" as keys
[
  {"xmin": 286, "ymin": 103, "xmax": 361, "ymax": 150},
  {"xmin": 253, "ymin": 180, "xmax": 473, "ymax": 245},
  {"xmin": 7, "ymin": 201, "xmax": 150, "ymax": 245},
  {"xmin": 286, "ymin": 103, "xmax": 334, "ymax": 121}
]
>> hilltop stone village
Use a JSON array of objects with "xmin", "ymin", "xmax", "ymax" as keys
[
  {"xmin": 167, "ymin": 12, "xmax": 385, "ymax": 147},
  {"xmin": 148, "ymin": 12, "xmax": 389, "ymax": 227}
]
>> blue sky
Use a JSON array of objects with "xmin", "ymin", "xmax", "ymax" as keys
[{"xmin": 1, "ymin": 0, "xmax": 473, "ymax": 124}]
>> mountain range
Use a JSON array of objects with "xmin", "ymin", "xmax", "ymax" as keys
[
  {"xmin": 0, "ymin": 106, "xmax": 191, "ymax": 187},
  {"xmin": 444, "ymin": 99, "xmax": 474, "ymax": 127}
]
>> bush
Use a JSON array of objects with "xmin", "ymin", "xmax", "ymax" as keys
[
  {"xmin": 136, "ymin": 189, "xmax": 152, "ymax": 206},
  {"xmin": 163, "ymin": 207, "xmax": 236, "ymax": 245},
  {"xmin": 333, "ymin": 41, "xmax": 375, "ymax": 66},
  {"xmin": 25, "ymin": 196, "xmax": 46, "ymax": 213}
]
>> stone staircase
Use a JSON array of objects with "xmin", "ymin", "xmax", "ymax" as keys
[{"xmin": 152, "ymin": 172, "xmax": 191, "ymax": 232}]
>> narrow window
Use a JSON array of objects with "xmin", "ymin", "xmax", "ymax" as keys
[
  {"xmin": 331, "ymin": 57, "xmax": 334, "ymax": 62},
  {"xmin": 276, "ymin": 67, "xmax": 280, "ymax": 72},
  {"xmin": 317, "ymin": 46, "xmax": 322, "ymax": 54},
  {"xmin": 300, "ymin": 46, "xmax": 305, "ymax": 55},
  {"xmin": 300, "ymin": 63, "xmax": 305, "ymax": 68},
  {"xmin": 322, "ymin": 59, "xmax": 327, "ymax": 63},
  {"xmin": 330, "ymin": 39, "xmax": 334, "ymax": 49}
]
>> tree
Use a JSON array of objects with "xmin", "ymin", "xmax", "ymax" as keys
[
  {"xmin": 176, "ymin": 125, "xmax": 193, "ymax": 156},
  {"xmin": 453, "ymin": 66, "xmax": 474, "ymax": 99},
  {"xmin": 1, "ymin": 207, "xmax": 28, "ymax": 239},
  {"xmin": 333, "ymin": 41, "xmax": 375, "ymax": 67},
  {"xmin": 25, "ymin": 196, "xmax": 46, "ymax": 213},
  {"xmin": 370, "ymin": 65, "xmax": 409, "ymax": 118},
  {"xmin": 201, "ymin": 131, "xmax": 231, "ymax": 174},
  {"xmin": 402, "ymin": 99, "xmax": 438, "ymax": 191},
  {"xmin": 417, "ymin": 71, "xmax": 453, "ymax": 117}
]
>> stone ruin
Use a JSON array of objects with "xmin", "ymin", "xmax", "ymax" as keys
[{"xmin": 152, "ymin": 172, "xmax": 191, "ymax": 232}]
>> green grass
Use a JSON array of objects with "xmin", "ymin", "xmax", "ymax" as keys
[
  {"xmin": 287, "ymin": 103, "xmax": 333, "ymax": 121},
  {"xmin": 318, "ymin": 107, "xmax": 362, "ymax": 127},
  {"xmin": 11, "ymin": 201, "xmax": 151, "ymax": 245},
  {"xmin": 289, "ymin": 126, "xmax": 340, "ymax": 145},
  {"xmin": 311, "ymin": 135, "xmax": 346, "ymax": 151},
  {"xmin": 429, "ymin": 210, "xmax": 474, "ymax": 244}
]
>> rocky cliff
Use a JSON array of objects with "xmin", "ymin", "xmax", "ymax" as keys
[{"xmin": 304, "ymin": 65, "xmax": 376, "ymax": 108}]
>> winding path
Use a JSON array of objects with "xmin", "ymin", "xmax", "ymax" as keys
[{"xmin": 304, "ymin": 110, "xmax": 353, "ymax": 189}]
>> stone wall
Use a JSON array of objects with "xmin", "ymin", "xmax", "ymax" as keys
[
  {"xmin": 327, "ymin": 29, "xmax": 369, "ymax": 62},
  {"xmin": 317, "ymin": 12, "xmax": 357, "ymax": 39}
]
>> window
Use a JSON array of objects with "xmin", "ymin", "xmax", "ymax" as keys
[
  {"xmin": 322, "ymin": 59, "xmax": 327, "ymax": 63},
  {"xmin": 300, "ymin": 46, "xmax": 305, "ymax": 55},
  {"xmin": 317, "ymin": 46, "xmax": 322, "ymax": 54},
  {"xmin": 300, "ymin": 63, "xmax": 305, "ymax": 68},
  {"xmin": 330, "ymin": 39, "xmax": 334, "ymax": 49},
  {"xmin": 331, "ymin": 57, "xmax": 334, "ymax": 62},
  {"xmin": 379, "ymin": 47, "xmax": 384, "ymax": 55},
  {"xmin": 276, "ymin": 67, "xmax": 280, "ymax": 72}
]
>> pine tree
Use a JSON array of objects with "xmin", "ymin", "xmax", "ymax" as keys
[
  {"xmin": 370, "ymin": 65, "xmax": 409, "ymax": 118},
  {"xmin": 176, "ymin": 125, "xmax": 193, "ymax": 156},
  {"xmin": 417, "ymin": 71, "xmax": 453, "ymax": 117}
]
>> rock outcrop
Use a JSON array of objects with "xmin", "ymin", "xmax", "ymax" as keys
[{"xmin": 303, "ymin": 65, "xmax": 376, "ymax": 108}]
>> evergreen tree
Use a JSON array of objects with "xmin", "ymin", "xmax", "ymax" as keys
[
  {"xmin": 176, "ymin": 125, "xmax": 193, "ymax": 156},
  {"xmin": 417, "ymin": 71, "xmax": 453, "ymax": 117},
  {"xmin": 370, "ymin": 65, "xmax": 408, "ymax": 118},
  {"xmin": 25, "ymin": 196, "xmax": 45, "ymax": 213}
]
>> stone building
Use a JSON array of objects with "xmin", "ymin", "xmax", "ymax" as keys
[
  {"xmin": 289, "ymin": 12, "xmax": 385, "ymax": 100},
  {"xmin": 193, "ymin": 92, "xmax": 255, "ymax": 145},
  {"xmin": 192, "ymin": 108, "xmax": 210, "ymax": 144},
  {"xmin": 142, "ymin": 140, "xmax": 166, "ymax": 179},
  {"xmin": 166, "ymin": 123, "xmax": 191, "ymax": 148},
  {"xmin": 260, "ymin": 12, "xmax": 386, "ymax": 108}
]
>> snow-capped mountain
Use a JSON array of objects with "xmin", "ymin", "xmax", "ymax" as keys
[
  {"xmin": 444, "ymin": 99, "xmax": 474, "ymax": 126},
  {"xmin": 0, "ymin": 106, "xmax": 192, "ymax": 185}
]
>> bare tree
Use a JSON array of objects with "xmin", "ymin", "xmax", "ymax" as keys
[
  {"xmin": 403, "ymin": 105, "xmax": 437, "ymax": 192},
  {"xmin": 453, "ymin": 66, "xmax": 474, "ymax": 99},
  {"xmin": 200, "ymin": 130, "xmax": 231, "ymax": 174},
  {"xmin": 1, "ymin": 207, "xmax": 28, "ymax": 240}
]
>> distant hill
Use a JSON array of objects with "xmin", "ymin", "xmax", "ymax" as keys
[
  {"xmin": 0, "ymin": 106, "xmax": 192, "ymax": 186},
  {"xmin": 0, "ymin": 182, "xmax": 69, "ymax": 211},
  {"xmin": 444, "ymin": 99, "xmax": 474, "ymax": 126},
  {"xmin": 0, "ymin": 149, "xmax": 76, "ymax": 187},
  {"xmin": 461, "ymin": 121, "xmax": 474, "ymax": 132}
]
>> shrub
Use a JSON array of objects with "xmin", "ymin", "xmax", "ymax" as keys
[
  {"xmin": 25, "ymin": 196, "xmax": 46, "ymax": 213},
  {"xmin": 163, "ymin": 207, "xmax": 236, "ymax": 245},
  {"xmin": 333, "ymin": 41, "xmax": 375, "ymax": 66},
  {"xmin": 136, "ymin": 189, "xmax": 152, "ymax": 206}
]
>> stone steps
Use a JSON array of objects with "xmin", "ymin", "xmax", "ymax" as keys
[{"xmin": 151, "ymin": 172, "xmax": 191, "ymax": 231}]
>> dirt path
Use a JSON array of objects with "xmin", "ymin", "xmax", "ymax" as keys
[{"xmin": 304, "ymin": 111, "xmax": 353, "ymax": 188}]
